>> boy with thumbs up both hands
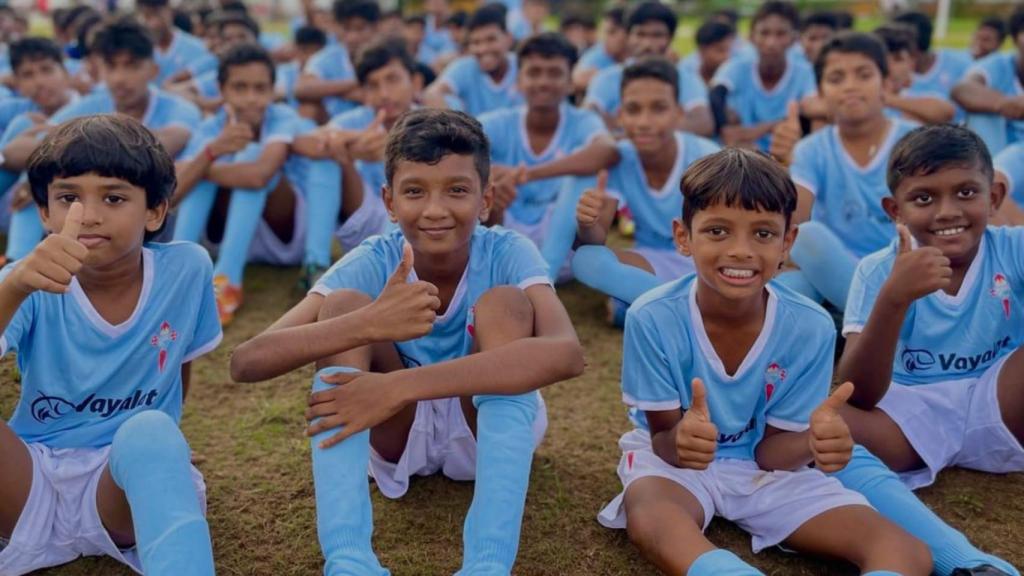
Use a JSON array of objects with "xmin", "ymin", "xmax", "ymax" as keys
[
  {"xmin": 0, "ymin": 115, "xmax": 221, "ymax": 576},
  {"xmin": 597, "ymin": 148, "xmax": 930, "ymax": 576}
]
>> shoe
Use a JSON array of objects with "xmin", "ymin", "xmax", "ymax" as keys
[
  {"xmin": 213, "ymin": 274, "xmax": 243, "ymax": 326},
  {"xmin": 616, "ymin": 205, "xmax": 635, "ymax": 238},
  {"xmin": 297, "ymin": 262, "xmax": 329, "ymax": 293},
  {"xmin": 952, "ymin": 566, "xmax": 1014, "ymax": 576}
]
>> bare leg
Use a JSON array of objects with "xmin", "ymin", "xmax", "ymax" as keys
[
  {"xmin": 0, "ymin": 422, "xmax": 32, "ymax": 540},
  {"xmin": 622, "ymin": 476, "xmax": 713, "ymax": 575},
  {"xmin": 996, "ymin": 346, "xmax": 1024, "ymax": 445},
  {"xmin": 615, "ymin": 248, "xmax": 656, "ymax": 275},
  {"xmin": 839, "ymin": 404, "xmax": 926, "ymax": 473}
]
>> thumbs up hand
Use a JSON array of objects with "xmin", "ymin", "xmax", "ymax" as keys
[
  {"xmin": 364, "ymin": 242, "xmax": 442, "ymax": 342},
  {"xmin": 883, "ymin": 224, "xmax": 953, "ymax": 306},
  {"xmin": 674, "ymin": 378, "xmax": 718, "ymax": 470},
  {"xmin": 8, "ymin": 201, "xmax": 89, "ymax": 295},
  {"xmin": 576, "ymin": 170, "xmax": 609, "ymax": 230},
  {"xmin": 210, "ymin": 104, "xmax": 254, "ymax": 158},
  {"xmin": 809, "ymin": 382, "xmax": 855, "ymax": 473},
  {"xmin": 769, "ymin": 101, "xmax": 802, "ymax": 167}
]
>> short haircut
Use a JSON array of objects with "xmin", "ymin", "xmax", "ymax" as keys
[
  {"xmin": 136, "ymin": 0, "xmax": 170, "ymax": 8},
  {"xmin": 621, "ymin": 57, "xmax": 678, "ymax": 101},
  {"xmin": 1010, "ymin": 8, "xmax": 1024, "ymax": 40},
  {"xmin": 295, "ymin": 25, "xmax": 328, "ymax": 48},
  {"xmin": 218, "ymin": 42, "xmax": 276, "ymax": 86},
  {"xmin": 91, "ymin": 17, "xmax": 155, "ymax": 63},
  {"xmin": 218, "ymin": 11, "xmax": 261, "ymax": 38},
  {"xmin": 75, "ymin": 14, "xmax": 103, "ymax": 56},
  {"xmin": 385, "ymin": 109, "xmax": 490, "ymax": 188},
  {"xmin": 333, "ymin": 0, "xmax": 380, "ymax": 24},
  {"xmin": 10, "ymin": 37, "xmax": 64, "ymax": 73},
  {"xmin": 979, "ymin": 16, "xmax": 1007, "ymax": 42},
  {"xmin": 801, "ymin": 11, "xmax": 838, "ymax": 32},
  {"xmin": 892, "ymin": 11, "xmax": 932, "ymax": 53},
  {"xmin": 28, "ymin": 115, "xmax": 176, "ymax": 239},
  {"xmin": 446, "ymin": 11, "xmax": 467, "ymax": 28},
  {"xmin": 414, "ymin": 61, "xmax": 437, "ymax": 86},
  {"xmin": 625, "ymin": 2, "xmax": 677, "ymax": 38},
  {"xmin": 604, "ymin": 6, "xmax": 626, "ymax": 28},
  {"xmin": 52, "ymin": 7, "xmax": 73, "ymax": 32},
  {"xmin": 516, "ymin": 31, "xmax": 578, "ymax": 69},
  {"xmin": 220, "ymin": 0, "xmax": 248, "ymax": 15},
  {"xmin": 814, "ymin": 31, "xmax": 889, "ymax": 84},
  {"xmin": 710, "ymin": 8, "xmax": 739, "ymax": 27},
  {"xmin": 696, "ymin": 20, "xmax": 734, "ymax": 48},
  {"xmin": 888, "ymin": 124, "xmax": 993, "ymax": 194},
  {"xmin": 873, "ymin": 23, "xmax": 915, "ymax": 55},
  {"xmin": 172, "ymin": 9, "xmax": 193, "ymax": 34},
  {"xmin": 752, "ymin": 1, "xmax": 800, "ymax": 31},
  {"xmin": 404, "ymin": 14, "xmax": 427, "ymax": 28},
  {"xmin": 560, "ymin": 11, "xmax": 596, "ymax": 32},
  {"xmin": 681, "ymin": 148, "xmax": 798, "ymax": 229},
  {"xmin": 832, "ymin": 11, "xmax": 854, "ymax": 30},
  {"xmin": 355, "ymin": 37, "xmax": 415, "ymax": 84},
  {"xmin": 467, "ymin": 4, "xmax": 507, "ymax": 33}
]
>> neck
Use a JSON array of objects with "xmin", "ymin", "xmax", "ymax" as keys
[
  {"xmin": 838, "ymin": 113, "xmax": 889, "ymax": 143},
  {"xmin": 118, "ymin": 92, "xmax": 150, "ymax": 121},
  {"xmin": 76, "ymin": 247, "xmax": 145, "ymax": 296},
  {"xmin": 414, "ymin": 243, "xmax": 470, "ymax": 287},
  {"xmin": 695, "ymin": 280, "xmax": 768, "ymax": 327},
  {"xmin": 159, "ymin": 29, "xmax": 173, "ymax": 49},
  {"xmin": 639, "ymin": 133, "xmax": 678, "ymax": 174},
  {"xmin": 758, "ymin": 57, "xmax": 786, "ymax": 82},
  {"xmin": 41, "ymin": 92, "xmax": 71, "ymax": 117},
  {"xmin": 916, "ymin": 51, "xmax": 935, "ymax": 74},
  {"xmin": 526, "ymin": 104, "xmax": 560, "ymax": 130},
  {"xmin": 488, "ymin": 57, "xmax": 508, "ymax": 82}
]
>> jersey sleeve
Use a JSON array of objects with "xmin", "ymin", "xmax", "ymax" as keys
[
  {"xmin": 182, "ymin": 246, "xmax": 223, "ymax": 362},
  {"xmin": 842, "ymin": 252, "xmax": 892, "ymax": 335},
  {"xmin": 789, "ymin": 135, "xmax": 822, "ymax": 198},
  {"xmin": 306, "ymin": 47, "xmax": 354, "ymax": 82},
  {"xmin": 571, "ymin": 108, "xmax": 609, "ymax": 148},
  {"xmin": 265, "ymin": 106, "xmax": 303, "ymax": 144},
  {"xmin": 162, "ymin": 97, "xmax": 202, "ymax": 131},
  {"xmin": 678, "ymin": 68, "xmax": 709, "ymax": 111},
  {"xmin": 621, "ymin": 304, "xmax": 683, "ymax": 412},
  {"xmin": 0, "ymin": 263, "xmax": 35, "ymax": 357},
  {"xmin": 710, "ymin": 58, "xmax": 742, "ymax": 91},
  {"xmin": 582, "ymin": 68, "xmax": 618, "ymax": 114},
  {"xmin": 310, "ymin": 237, "xmax": 392, "ymax": 299},
  {"xmin": 0, "ymin": 113, "xmax": 33, "ymax": 147},
  {"xmin": 494, "ymin": 231, "xmax": 551, "ymax": 289},
  {"xmin": 438, "ymin": 58, "xmax": 473, "ymax": 97},
  {"xmin": 765, "ymin": 315, "xmax": 834, "ymax": 431},
  {"xmin": 179, "ymin": 117, "xmax": 220, "ymax": 162},
  {"xmin": 965, "ymin": 53, "xmax": 1003, "ymax": 87},
  {"xmin": 186, "ymin": 52, "xmax": 219, "ymax": 78},
  {"xmin": 990, "ymin": 226, "xmax": 1024, "ymax": 286},
  {"xmin": 995, "ymin": 144, "xmax": 1024, "ymax": 206},
  {"xmin": 479, "ymin": 111, "xmax": 509, "ymax": 161},
  {"xmin": 48, "ymin": 98, "xmax": 92, "ymax": 126}
]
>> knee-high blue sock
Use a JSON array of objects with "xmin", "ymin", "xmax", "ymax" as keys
[
  {"xmin": 214, "ymin": 175, "xmax": 278, "ymax": 286},
  {"xmin": 572, "ymin": 244, "xmax": 661, "ymax": 304},
  {"xmin": 789, "ymin": 221, "xmax": 858, "ymax": 311},
  {"xmin": 311, "ymin": 367, "xmax": 389, "ymax": 576},
  {"xmin": 540, "ymin": 175, "xmax": 592, "ymax": 282},
  {"xmin": 966, "ymin": 113, "xmax": 1009, "ymax": 156},
  {"xmin": 457, "ymin": 392, "xmax": 539, "ymax": 576},
  {"xmin": 687, "ymin": 549, "xmax": 762, "ymax": 576},
  {"xmin": 173, "ymin": 180, "xmax": 219, "ymax": 243},
  {"xmin": 774, "ymin": 270, "xmax": 822, "ymax": 302},
  {"xmin": 301, "ymin": 158, "xmax": 340, "ymax": 268},
  {"xmin": 108, "ymin": 410, "xmax": 213, "ymax": 576},
  {"xmin": 5, "ymin": 205, "xmax": 44, "ymax": 260},
  {"xmin": 834, "ymin": 446, "xmax": 1018, "ymax": 576}
]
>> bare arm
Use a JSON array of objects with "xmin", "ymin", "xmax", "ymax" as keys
[
  {"xmin": 153, "ymin": 126, "xmax": 192, "ymax": 158},
  {"xmin": 422, "ymin": 79, "xmax": 455, "ymax": 109},
  {"xmin": 524, "ymin": 134, "xmax": 619, "ymax": 182},
  {"xmin": 294, "ymin": 73, "xmax": 361, "ymax": 102},
  {"xmin": 679, "ymin": 105, "xmax": 714, "ymax": 137},
  {"xmin": 754, "ymin": 425, "xmax": 812, "ymax": 471},
  {"xmin": 181, "ymin": 362, "xmax": 192, "ymax": 402},
  {"xmin": 793, "ymin": 184, "xmax": 814, "ymax": 226},
  {"xmin": 885, "ymin": 93, "xmax": 956, "ymax": 124},
  {"xmin": 647, "ymin": 408, "xmax": 685, "ymax": 467},
  {"xmin": 835, "ymin": 308, "xmax": 907, "ymax": 409},
  {"xmin": 1, "ymin": 126, "xmax": 48, "ymax": 172},
  {"xmin": 205, "ymin": 142, "xmax": 290, "ymax": 190},
  {"xmin": 952, "ymin": 74, "xmax": 1015, "ymax": 115},
  {"xmin": 572, "ymin": 66, "xmax": 599, "ymax": 96}
]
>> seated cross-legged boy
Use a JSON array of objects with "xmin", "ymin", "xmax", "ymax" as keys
[
  {"xmin": 230, "ymin": 109, "xmax": 584, "ymax": 575},
  {"xmin": 834, "ymin": 124, "xmax": 1023, "ymax": 576},
  {"xmin": 872, "ymin": 24, "xmax": 955, "ymax": 125},
  {"xmin": 596, "ymin": 147, "xmax": 931, "ymax": 576},
  {"xmin": 0, "ymin": 115, "xmax": 220, "ymax": 575},
  {"xmin": 564, "ymin": 59, "xmax": 718, "ymax": 316}
]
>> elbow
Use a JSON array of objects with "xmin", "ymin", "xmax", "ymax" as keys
[
  {"xmin": 229, "ymin": 343, "xmax": 264, "ymax": 383},
  {"xmin": 559, "ymin": 339, "xmax": 586, "ymax": 380}
]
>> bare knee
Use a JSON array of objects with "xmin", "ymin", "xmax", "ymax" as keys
[
  {"xmin": 317, "ymin": 289, "xmax": 373, "ymax": 322},
  {"xmin": 861, "ymin": 525, "xmax": 932, "ymax": 576},
  {"xmin": 472, "ymin": 286, "xmax": 534, "ymax": 347}
]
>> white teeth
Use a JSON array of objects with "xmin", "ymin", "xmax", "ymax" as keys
[
  {"xmin": 722, "ymin": 268, "xmax": 755, "ymax": 279},
  {"xmin": 934, "ymin": 227, "xmax": 965, "ymax": 237}
]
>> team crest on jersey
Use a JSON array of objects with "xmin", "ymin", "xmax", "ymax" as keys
[
  {"xmin": 764, "ymin": 363, "xmax": 787, "ymax": 401},
  {"xmin": 991, "ymin": 273, "xmax": 1012, "ymax": 319},
  {"xmin": 150, "ymin": 321, "xmax": 178, "ymax": 373}
]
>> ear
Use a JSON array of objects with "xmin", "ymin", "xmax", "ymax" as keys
[
  {"xmin": 780, "ymin": 223, "xmax": 799, "ymax": 263},
  {"xmin": 145, "ymin": 199, "xmax": 169, "ymax": 234},
  {"xmin": 673, "ymin": 218, "xmax": 692, "ymax": 257},
  {"xmin": 411, "ymin": 71, "xmax": 424, "ymax": 93},
  {"xmin": 38, "ymin": 202, "xmax": 53, "ymax": 233},
  {"xmin": 479, "ymin": 179, "xmax": 494, "ymax": 222},
  {"xmin": 989, "ymin": 173, "xmax": 1008, "ymax": 215},
  {"xmin": 882, "ymin": 195, "xmax": 901, "ymax": 224},
  {"xmin": 382, "ymin": 185, "xmax": 398, "ymax": 222},
  {"xmin": 145, "ymin": 59, "xmax": 159, "ymax": 84}
]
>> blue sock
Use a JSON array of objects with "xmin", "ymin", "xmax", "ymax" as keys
[
  {"xmin": 310, "ymin": 367, "xmax": 389, "ymax": 576},
  {"xmin": 789, "ymin": 221, "xmax": 857, "ymax": 311},
  {"xmin": 572, "ymin": 245, "xmax": 662, "ymax": 304},
  {"xmin": 108, "ymin": 411, "xmax": 213, "ymax": 576},
  {"xmin": 965, "ymin": 113, "xmax": 1009, "ymax": 156},
  {"xmin": 834, "ymin": 446, "xmax": 1018, "ymax": 576},
  {"xmin": 173, "ymin": 180, "xmax": 219, "ymax": 243},
  {"xmin": 687, "ymin": 549, "xmax": 762, "ymax": 576},
  {"xmin": 774, "ymin": 270, "xmax": 822, "ymax": 302},
  {"xmin": 213, "ymin": 175, "xmax": 278, "ymax": 286},
  {"xmin": 540, "ymin": 175, "xmax": 591, "ymax": 282},
  {"xmin": 456, "ymin": 392, "xmax": 539, "ymax": 576},
  {"xmin": 6, "ymin": 205, "xmax": 44, "ymax": 260},
  {"xmin": 301, "ymin": 157, "xmax": 340, "ymax": 268}
]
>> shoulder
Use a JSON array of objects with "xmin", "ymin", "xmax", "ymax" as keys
[
  {"xmin": 156, "ymin": 90, "xmax": 201, "ymax": 116},
  {"xmin": 680, "ymin": 132, "xmax": 721, "ymax": 157},
  {"xmin": 178, "ymin": 31, "xmax": 208, "ymax": 51},
  {"xmin": 792, "ymin": 126, "xmax": 833, "ymax": 159},
  {"xmin": 148, "ymin": 242, "xmax": 213, "ymax": 278},
  {"xmin": 445, "ymin": 56, "xmax": 477, "ymax": 74},
  {"xmin": 770, "ymin": 282, "xmax": 834, "ymax": 335},
  {"xmin": 854, "ymin": 243, "xmax": 898, "ymax": 281},
  {"xmin": 630, "ymin": 275, "xmax": 693, "ymax": 320},
  {"xmin": 478, "ymin": 106, "xmax": 517, "ymax": 128},
  {"xmin": 592, "ymin": 64, "xmax": 622, "ymax": 85}
]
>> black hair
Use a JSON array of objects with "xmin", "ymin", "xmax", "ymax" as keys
[
  {"xmin": 414, "ymin": 61, "xmax": 437, "ymax": 86},
  {"xmin": 892, "ymin": 11, "xmax": 932, "ymax": 53},
  {"xmin": 814, "ymin": 31, "xmax": 889, "ymax": 84},
  {"xmin": 172, "ymin": 9, "xmax": 193, "ymax": 34},
  {"xmin": 625, "ymin": 2, "xmax": 677, "ymax": 38},
  {"xmin": 10, "ymin": 37, "xmax": 64, "ymax": 73},
  {"xmin": 752, "ymin": 1, "xmax": 800, "ymax": 32},
  {"xmin": 52, "ymin": 7, "xmax": 73, "ymax": 32},
  {"xmin": 91, "ymin": 17, "xmax": 155, "ymax": 63},
  {"xmin": 136, "ymin": 0, "xmax": 170, "ymax": 8},
  {"xmin": 382, "ymin": 9, "xmax": 403, "ymax": 20},
  {"xmin": 385, "ymin": 109, "xmax": 490, "ymax": 187},
  {"xmin": 801, "ymin": 11, "xmax": 838, "ymax": 32},
  {"xmin": 604, "ymin": 6, "xmax": 625, "ymax": 28},
  {"xmin": 1010, "ymin": 8, "xmax": 1024, "ymax": 40},
  {"xmin": 220, "ymin": 1, "xmax": 249, "ymax": 15},
  {"xmin": 888, "ymin": 124, "xmax": 993, "ymax": 194},
  {"xmin": 404, "ymin": 14, "xmax": 427, "ymax": 28},
  {"xmin": 833, "ymin": 11, "xmax": 854, "ymax": 30},
  {"xmin": 218, "ymin": 42, "xmax": 276, "ymax": 86},
  {"xmin": 561, "ymin": 11, "xmax": 596, "ymax": 32},
  {"xmin": 696, "ymin": 20, "xmax": 734, "ymax": 48},
  {"xmin": 28, "ymin": 115, "xmax": 176, "ymax": 239},
  {"xmin": 709, "ymin": 8, "xmax": 739, "ymax": 27},
  {"xmin": 295, "ymin": 25, "xmax": 328, "ymax": 48},
  {"xmin": 873, "ymin": 23, "xmax": 915, "ymax": 55},
  {"xmin": 517, "ymin": 31, "xmax": 578, "ymax": 69},
  {"xmin": 467, "ymin": 4, "xmax": 507, "ymax": 34},
  {"xmin": 333, "ymin": 0, "xmax": 381, "ymax": 25},
  {"xmin": 218, "ymin": 11, "xmax": 261, "ymax": 38},
  {"xmin": 355, "ymin": 37, "xmax": 415, "ymax": 84},
  {"xmin": 621, "ymin": 57, "xmax": 679, "ymax": 101},
  {"xmin": 681, "ymin": 148, "xmax": 798, "ymax": 229},
  {"xmin": 75, "ymin": 14, "xmax": 103, "ymax": 57},
  {"xmin": 446, "ymin": 11, "xmax": 467, "ymax": 28},
  {"xmin": 978, "ymin": 16, "xmax": 1007, "ymax": 42}
]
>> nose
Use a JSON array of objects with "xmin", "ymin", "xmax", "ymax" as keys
[
  {"xmin": 422, "ymin": 192, "xmax": 447, "ymax": 220},
  {"xmin": 726, "ymin": 234, "xmax": 755, "ymax": 259},
  {"xmin": 934, "ymin": 196, "xmax": 963, "ymax": 221}
]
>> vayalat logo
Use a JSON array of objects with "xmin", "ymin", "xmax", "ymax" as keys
[
  {"xmin": 30, "ymin": 389, "xmax": 160, "ymax": 424},
  {"xmin": 901, "ymin": 336, "xmax": 1012, "ymax": 374}
]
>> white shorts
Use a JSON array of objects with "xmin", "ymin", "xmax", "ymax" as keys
[
  {"xmin": 503, "ymin": 206, "xmax": 572, "ymax": 283},
  {"xmin": 248, "ymin": 187, "xmax": 306, "ymax": 266},
  {"xmin": 630, "ymin": 246, "xmax": 695, "ymax": 282},
  {"xmin": 597, "ymin": 429, "xmax": 869, "ymax": 553},
  {"xmin": 368, "ymin": 394, "xmax": 548, "ymax": 499},
  {"xmin": 335, "ymin": 190, "xmax": 390, "ymax": 253},
  {"xmin": 0, "ymin": 443, "xmax": 207, "ymax": 576},
  {"xmin": 878, "ymin": 354, "xmax": 1024, "ymax": 489}
]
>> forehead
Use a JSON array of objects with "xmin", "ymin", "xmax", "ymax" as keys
[
  {"xmin": 629, "ymin": 20, "xmax": 670, "ymax": 36},
  {"xmin": 520, "ymin": 53, "xmax": 570, "ymax": 69},
  {"xmin": 225, "ymin": 61, "xmax": 273, "ymax": 83},
  {"xmin": 690, "ymin": 200, "xmax": 787, "ymax": 225},
  {"xmin": 368, "ymin": 58, "xmax": 412, "ymax": 80},
  {"xmin": 14, "ymin": 55, "xmax": 62, "ymax": 73},
  {"xmin": 51, "ymin": 172, "xmax": 144, "ymax": 192},
  {"xmin": 754, "ymin": 14, "xmax": 794, "ymax": 32},
  {"xmin": 104, "ymin": 52, "xmax": 147, "ymax": 66},
  {"xmin": 221, "ymin": 22, "xmax": 255, "ymax": 36},
  {"xmin": 894, "ymin": 163, "xmax": 990, "ymax": 193},
  {"xmin": 392, "ymin": 153, "xmax": 482, "ymax": 187},
  {"xmin": 468, "ymin": 24, "xmax": 503, "ymax": 39},
  {"xmin": 622, "ymin": 77, "xmax": 675, "ymax": 103},
  {"xmin": 823, "ymin": 50, "xmax": 878, "ymax": 71}
]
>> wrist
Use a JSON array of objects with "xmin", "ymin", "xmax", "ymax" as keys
[
  {"xmin": 203, "ymin": 144, "xmax": 219, "ymax": 163},
  {"xmin": 879, "ymin": 280, "xmax": 913, "ymax": 310}
]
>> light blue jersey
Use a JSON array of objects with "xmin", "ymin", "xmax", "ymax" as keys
[
  {"xmin": 0, "ymin": 97, "xmax": 36, "ymax": 135},
  {"xmin": 967, "ymin": 52, "xmax": 1024, "ymax": 144},
  {"xmin": 790, "ymin": 119, "xmax": 918, "ymax": 258},
  {"xmin": 311, "ymin": 226, "xmax": 550, "ymax": 368},
  {"xmin": 276, "ymin": 61, "xmax": 302, "ymax": 108},
  {"xmin": 584, "ymin": 62, "xmax": 708, "ymax": 117},
  {"xmin": 181, "ymin": 103, "xmax": 307, "ymax": 163},
  {"xmin": 622, "ymin": 276, "xmax": 835, "ymax": 461},
  {"xmin": 0, "ymin": 111, "xmax": 35, "ymax": 195},
  {"xmin": 154, "ymin": 30, "xmax": 217, "ymax": 85},
  {"xmin": 193, "ymin": 70, "xmax": 220, "ymax": 100},
  {"xmin": 480, "ymin": 103, "xmax": 607, "ymax": 225},
  {"xmin": 844, "ymin": 227, "xmax": 1024, "ymax": 386},
  {"xmin": 0, "ymin": 242, "xmax": 222, "ymax": 449},
  {"xmin": 908, "ymin": 49, "xmax": 971, "ymax": 102},
  {"xmin": 711, "ymin": 56, "xmax": 817, "ymax": 151},
  {"xmin": 423, "ymin": 14, "xmax": 458, "ymax": 58},
  {"xmin": 577, "ymin": 43, "xmax": 618, "ymax": 73},
  {"xmin": 329, "ymin": 105, "xmax": 388, "ymax": 195},
  {"xmin": 995, "ymin": 142, "xmax": 1024, "ymax": 207},
  {"xmin": 438, "ymin": 54, "xmax": 522, "ymax": 117},
  {"xmin": 303, "ymin": 43, "xmax": 359, "ymax": 117},
  {"xmin": 602, "ymin": 131, "xmax": 719, "ymax": 251}
]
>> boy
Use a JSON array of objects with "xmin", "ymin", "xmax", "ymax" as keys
[
  {"xmin": 568, "ymin": 59, "xmax": 719, "ymax": 311},
  {"xmin": 952, "ymin": 7, "xmax": 1023, "ymax": 156},
  {"xmin": 792, "ymin": 10, "xmax": 838, "ymax": 67},
  {"xmin": 0, "ymin": 114, "xmax": 220, "ymax": 576},
  {"xmin": 596, "ymin": 147, "xmax": 931, "ymax": 576},
  {"xmin": 559, "ymin": 11, "xmax": 596, "ymax": 57},
  {"xmin": 711, "ymin": 1, "xmax": 818, "ymax": 151},
  {"xmin": 873, "ymin": 24, "xmax": 956, "ymax": 125},
  {"xmin": 834, "ymin": 124, "xmax": 1022, "ymax": 576},
  {"xmin": 295, "ymin": 0, "xmax": 379, "ymax": 122},
  {"xmin": 173, "ymin": 43, "xmax": 337, "ymax": 325},
  {"xmin": 572, "ymin": 6, "xmax": 627, "ymax": 96},
  {"xmin": 995, "ymin": 142, "xmax": 1024, "ymax": 216},
  {"xmin": 276, "ymin": 25, "xmax": 328, "ymax": 109},
  {"xmin": 584, "ymin": 1, "xmax": 713, "ymax": 137},
  {"xmin": 137, "ymin": 0, "xmax": 217, "ymax": 86},
  {"xmin": 971, "ymin": 16, "xmax": 1007, "ymax": 61},
  {"xmin": 678, "ymin": 20, "xmax": 734, "ymax": 87},
  {"xmin": 230, "ymin": 108, "xmax": 583, "ymax": 575},
  {"xmin": 424, "ymin": 4, "xmax": 521, "ymax": 117},
  {"xmin": 892, "ymin": 11, "xmax": 971, "ymax": 116},
  {"xmin": 171, "ymin": 11, "xmax": 262, "ymax": 113}
]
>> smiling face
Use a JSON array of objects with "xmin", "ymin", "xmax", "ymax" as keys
[
  {"xmin": 518, "ymin": 54, "xmax": 571, "ymax": 110},
  {"xmin": 467, "ymin": 24, "xmax": 512, "ymax": 74},
  {"xmin": 13, "ymin": 56, "xmax": 70, "ymax": 114},
  {"xmin": 819, "ymin": 50, "xmax": 885, "ymax": 124},
  {"xmin": 221, "ymin": 61, "xmax": 275, "ymax": 128},
  {"xmin": 627, "ymin": 20, "xmax": 672, "ymax": 58},
  {"xmin": 619, "ymin": 77, "xmax": 680, "ymax": 156}
]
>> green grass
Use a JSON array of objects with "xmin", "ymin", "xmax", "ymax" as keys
[{"xmin": 2, "ymin": 262, "xmax": 1022, "ymax": 576}]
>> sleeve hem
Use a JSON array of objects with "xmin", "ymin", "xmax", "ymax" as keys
[
  {"xmin": 182, "ymin": 331, "xmax": 223, "ymax": 363},
  {"xmin": 765, "ymin": 417, "xmax": 809, "ymax": 432},
  {"xmin": 518, "ymin": 276, "xmax": 552, "ymax": 290},
  {"xmin": 623, "ymin": 392, "xmax": 681, "ymax": 412},
  {"xmin": 841, "ymin": 324, "xmax": 864, "ymax": 337},
  {"xmin": 791, "ymin": 176, "xmax": 817, "ymax": 197}
]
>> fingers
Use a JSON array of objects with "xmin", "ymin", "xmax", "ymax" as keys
[
  {"xmin": 785, "ymin": 100, "xmax": 800, "ymax": 126},
  {"xmin": 226, "ymin": 103, "xmax": 238, "ymax": 124},
  {"xmin": 897, "ymin": 223, "xmax": 913, "ymax": 254},
  {"xmin": 595, "ymin": 169, "xmax": 608, "ymax": 195},
  {"xmin": 821, "ymin": 381, "xmax": 854, "ymax": 413},
  {"xmin": 369, "ymin": 109, "xmax": 386, "ymax": 132},
  {"xmin": 387, "ymin": 242, "xmax": 414, "ymax": 285},
  {"xmin": 59, "ymin": 202, "xmax": 83, "ymax": 240},
  {"xmin": 689, "ymin": 377, "xmax": 709, "ymax": 420}
]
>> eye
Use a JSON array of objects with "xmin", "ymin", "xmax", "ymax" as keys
[
  {"xmin": 755, "ymin": 229, "xmax": 776, "ymax": 240},
  {"xmin": 105, "ymin": 195, "xmax": 126, "ymax": 205},
  {"xmin": 704, "ymin": 226, "xmax": 727, "ymax": 237},
  {"xmin": 957, "ymin": 187, "xmax": 978, "ymax": 199},
  {"xmin": 912, "ymin": 193, "xmax": 932, "ymax": 206},
  {"xmin": 403, "ymin": 187, "xmax": 424, "ymax": 197},
  {"xmin": 57, "ymin": 193, "xmax": 78, "ymax": 204},
  {"xmin": 450, "ymin": 186, "xmax": 470, "ymax": 195}
]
